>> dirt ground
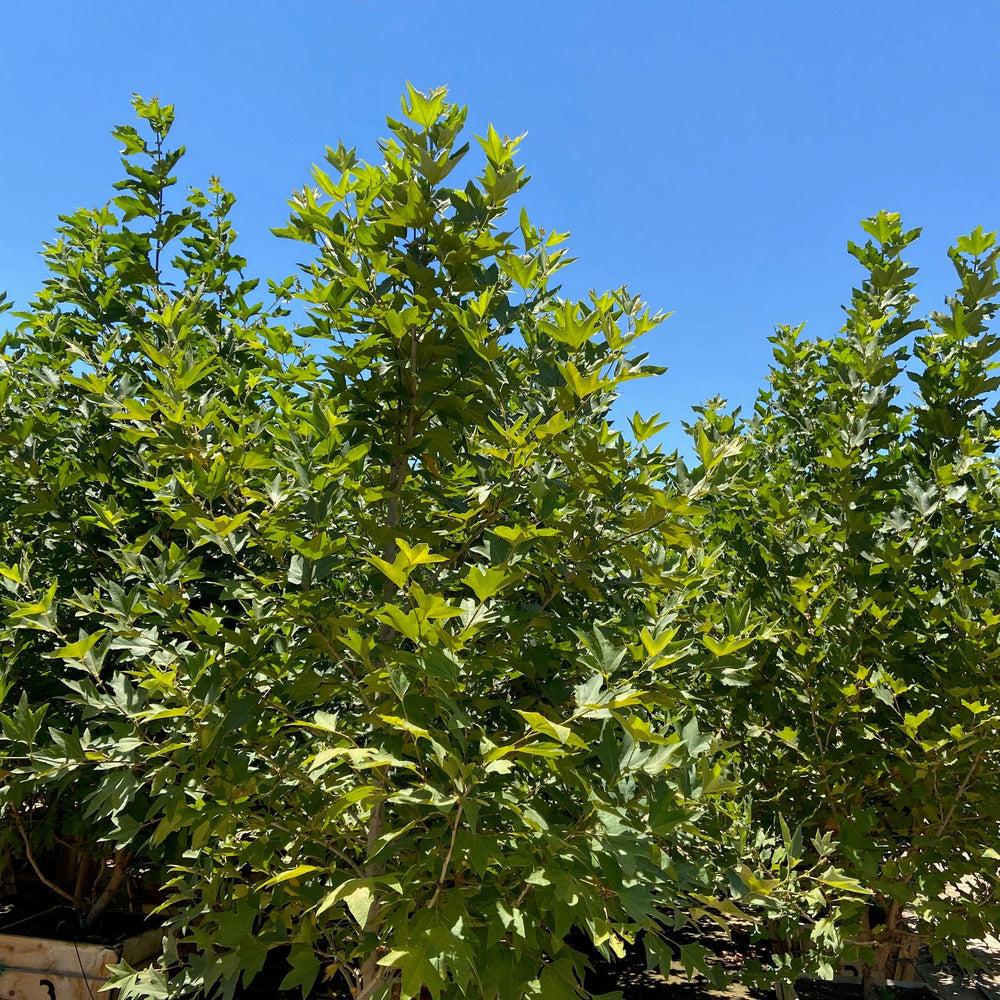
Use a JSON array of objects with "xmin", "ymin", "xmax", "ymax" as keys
[{"xmin": 917, "ymin": 932, "xmax": 1000, "ymax": 1000}]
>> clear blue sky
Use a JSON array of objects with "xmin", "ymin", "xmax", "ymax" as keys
[{"xmin": 2, "ymin": 1, "xmax": 999, "ymax": 450}]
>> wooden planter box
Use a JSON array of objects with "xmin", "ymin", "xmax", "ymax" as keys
[
  {"xmin": 836, "ymin": 935, "xmax": 921, "ymax": 984},
  {"xmin": 0, "ymin": 926, "xmax": 161, "ymax": 1000}
]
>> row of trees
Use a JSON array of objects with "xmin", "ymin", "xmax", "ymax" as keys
[{"xmin": 0, "ymin": 88, "xmax": 998, "ymax": 1000}]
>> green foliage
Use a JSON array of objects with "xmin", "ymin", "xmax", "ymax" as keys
[
  {"xmin": 0, "ymin": 93, "xmax": 296, "ymax": 922},
  {"xmin": 688, "ymin": 211, "xmax": 1000, "ymax": 993},
  {"xmin": 1, "ymin": 89, "xmax": 735, "ymax": 999},
  {"xmin": 8, "ymin": 89, "xmax": 998, "ymax": 1000}
]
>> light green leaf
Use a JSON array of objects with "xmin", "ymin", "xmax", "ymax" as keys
[
  {"xmin": 261, "ymin": 865, "xmax": 322, "ymax": 888},
  {"xmin": 816, "ymin": 866, "xmax": 867, "ymax": 893},
  {"xmin": 516, "ymin": 710, "xmax": 586, "ymax": 748},
  {"xmin": 43, "ymin": 630, "xmax": 106, "ymax": 661},
  {"xmin": 462, "ymin": 565, "xmax": 514, "ymax": 602}
]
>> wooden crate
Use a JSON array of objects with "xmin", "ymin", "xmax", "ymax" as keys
[
  {"xmin": 0, "ymin": 926, "xmax": 161, "ymax": 1000},
  {"xmin": 837, "ymin": 933, "xmax": 921, "ymax": 983}
]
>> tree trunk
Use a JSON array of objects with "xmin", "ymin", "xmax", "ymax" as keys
[
  {"xmin": 84, "ymin": 849, "xmax": 131, "ymax": 929},
  {"xmin": 861, "ymin": 954, "xmax": 889, "ymax": 1000},
  {"xmin": 861, "ymin": 900, "xmax": 896, "ymax": 1000}
]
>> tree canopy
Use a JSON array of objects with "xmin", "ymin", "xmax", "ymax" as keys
[
  {"xmin": 1, "ymin": 88, "xmax": 737, "ymax": 1000},
  {"xmin": 689, "ymin": 212, "xmax": 1000, "ymax": 996},
  {"xmin": 2, "ymin": 89, "xmax": 999, "ymax": 1000}
]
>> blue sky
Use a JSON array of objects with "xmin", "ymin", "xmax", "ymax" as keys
[{"xmin": 2, "ymin": 1, "xmax": 999, "ymax": 450}]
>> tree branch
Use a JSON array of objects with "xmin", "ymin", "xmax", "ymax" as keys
[
  {"xmin": 426, "ymin": 800, "xmax": 464, "ymax": 910},
  {"xmin": 11, "ymin": 811, "xmax": 82, "ymax": 908}
]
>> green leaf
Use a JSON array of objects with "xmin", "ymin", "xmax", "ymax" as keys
[
  {"xmin": 816, "ymin": 866, "xmax": 867, "ymax": 893},
  {"xmin": 261, "ymin": 865, "xmax": 322, "ymax": 888},
  {"xmin": 700, "ymin": 633, "xmax": 752, "ymax": 657},
  {"xmin": 956, "ymin": 226, "xmax": 996, "ymax": 256},
  {"xmin": 558, "ymin": 360, "xmax": 603, "ymax": 398},
  {"xmin": 342, "ymin": 884, "xmax": 374, "ymax": 927},
  {"xmin": 402, "ymin": 82, "xmax": 447, "ymax": 128},
  {"xmin": 367, "ymin": 554, "xmax": 409, "ymax": 589},
  {"xmin": 859, "ymin": 210, "xmax": 901, "ymax": 245},
  {"xmin": 516, "ymin": 710, "xmax": 586, "ymax": 748},
  {"xmin": 42, "ymin": 630, "xmax": 106, "ymax": 661},
  {"xmin": 395, "ymin": 538, "xmax": 447, "ymax": 568},
  {"xmin": 462, "ymin": 565, "xmax": 514, "ymax": 602},
  {"xmin": 279, "ymin": 945, "xmax": 321, "ymax": 997},
  {"xmin": 379, "ymin": 715, "xmax": 430, "ymax": 740}
]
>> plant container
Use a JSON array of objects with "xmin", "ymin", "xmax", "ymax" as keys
[{"xmin": 0, "ymin": 923, "xmax": 161, "ymax": 1000}]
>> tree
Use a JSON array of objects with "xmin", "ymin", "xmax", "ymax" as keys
[
  {"xmin": 688, "ymin": 212, "xmax": 1000, "ymax": 999},
  {"xmin": 0, "ymin": 95, "xmax": 295, "ymax": 926},
  {"xmin": 2, "ymin": 88, "xmax": 736, "ymax": 1000}
]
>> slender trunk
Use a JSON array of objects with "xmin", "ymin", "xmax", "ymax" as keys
[
  {"xmin": 355, "ymin": 454, "xmax": 407, "ymax": 1000},
  {"xmin": 862, "ymin": 952, "xmax": 889, "ymax": 1000},
  {"xmin": 72, "ymin": 852, "xmax": 92, "ymax": 907},
  {"xmin": 355, "ymin": 321, "xmax": 420, "ymax": 1000},
  {"xmin": 861, "ymin": 901, "xmax": 896, "ymax": 1000},
  {"xmin": 84, "ymin": 849, "xmax": 131, "ymax": 929},
  {"xmin": 356, "ymin": 955, "xmax": 389, "ymax": 1000},
  {"xmin": 862, "ymin": 955, "xmax": 889, "ymax": 1000},
  {"xmin": 774, "ymin": 980, "xmax": 798, "ymax": 1000}
]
